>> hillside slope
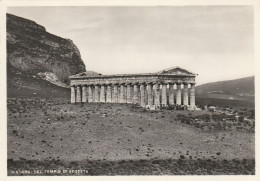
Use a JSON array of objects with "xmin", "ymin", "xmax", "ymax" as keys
[
  {"xmin": 196, "ymin": 76, "xmax": 254, "ymax": 103},
  {"xmin": 7, "ymin": 13, "xmax": 86, "ymax": 98}
]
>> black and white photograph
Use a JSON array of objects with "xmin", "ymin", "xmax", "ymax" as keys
[{"xmin": 1, "ymin": 0, "xmax": 259, "ymax": 179}]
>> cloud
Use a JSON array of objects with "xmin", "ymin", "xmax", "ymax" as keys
[{"xmin": 7, "ymin": 6, "xmax": 254, "ymax": 84}]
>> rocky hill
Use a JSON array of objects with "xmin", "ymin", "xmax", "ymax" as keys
[
  {"xmin": 7, "ymin": 13, "xmax": 86, "ymax": 98},
  {"xmin": 196, "ymin": 76, "xmax": 254, "ymax": 103}
]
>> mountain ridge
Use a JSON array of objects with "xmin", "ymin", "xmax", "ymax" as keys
[
  {"xmin": 7, "ymin": 13, "xmax": 87, "ymax": 98},
  {"xmin": 196, "ymin": 76, "xmax": 254, "ymax": 103},
  {"xmin": 7, "ymin": 13, "xmax": 86, "ymax": 85}
]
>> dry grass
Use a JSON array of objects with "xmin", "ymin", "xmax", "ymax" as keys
[{"xmin": 7, "ymin": 98, "xmax": 255, "ymax": 175}]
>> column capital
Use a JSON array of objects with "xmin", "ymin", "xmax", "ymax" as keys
[
  {"xmin": 176, "ymin": 80, "xmax": 183, "ymax": 85},
  {"xmin": 161, "ymin": 82, "xmax": 167, "ymax": 86},
  {"xmin": 151, "ymin": 82, "xmax": 159, "ymax": 85},
  {"xmin": 133, "ymin": 82, "xmax": 140, "ymax": 86},
  {"xmin": 146, "ymin": 82, "xmax": 153, "ymax": 85},
  {"xmin": 183, "ymin": 84, "xmax": 189, "ymax": 88}
]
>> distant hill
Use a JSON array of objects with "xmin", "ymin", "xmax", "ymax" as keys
[{"xmin": 196, "ymin": 76, "xmax": 254, "ymax": 104}]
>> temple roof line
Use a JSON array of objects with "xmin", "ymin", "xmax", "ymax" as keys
[{"xmin": 69, "ymin": 66, "xmax": 197, "ymax": 79}]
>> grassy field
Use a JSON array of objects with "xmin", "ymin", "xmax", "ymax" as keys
[{"xmin": 7, "ymin": 98, "xmax": 255, "ymax": 175}]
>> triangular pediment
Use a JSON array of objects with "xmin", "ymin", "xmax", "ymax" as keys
[{"xmin": 156, "ymin": 66, "xmax": 197, "ymax": 76}]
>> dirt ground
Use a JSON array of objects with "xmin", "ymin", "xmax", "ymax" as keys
[{"xmin": 7, "ymin": 98, "xmax": 255, "ymax": 175}]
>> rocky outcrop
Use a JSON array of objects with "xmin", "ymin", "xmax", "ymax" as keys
[{"xmin": 7, "ymin": 13, "xmax": 86, "ymax": 86}]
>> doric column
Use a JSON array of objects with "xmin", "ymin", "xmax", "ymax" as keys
[
  {"xmin": 126, "ymin": 84, "xmax": 132, "ymax": 104},
  {"xmin": 190, "ymin": 83, "xmax": 196, "ymax": 107},
  {"xmin": 133, "ymin": 84, "xmax": 139, "ymax": 104},
  {"xmin": 112, "ymin": 84, "xmax": 118, "ymax": 103},
  {"xmin": 176, "ymin": 84, "xmax": 182, "ymax": 105},
  {"xmin": 168, "ymin": 83, "xmax": 174, "ymax": 105},
  {"xmin": 153, "ymin": 83, "xmax": 160, "ymax": 106},
  {"xmin": 161, "ymin": 83, "xmax": 167, "ymax": 105},
  {"xmin": 76, "ymin": 86, "xmax": 82, "ymax": 103},
  {"xmin": 119, "ymin": 84, "xmax": 125, "ymax": 103},
  {"xmin": 82, "ymin": 85, "xmax": 87, "ymax": 103},
  {"xmin": 124, "ymin": 85, "xmax": 127, "ymax": 103},
  {"xmin": 94, "ymin": 85, "xmax": 100, "ymax": 103},
  {"xmin": 147, "ymin": 83, "xmax": 153, "ymax": 106},
  {"xmin": 71, "ymin": 86, "xmax": 76, "ymax": 103},
  {"xmin": 88, "ymin": 85, "xmax": 93, "ymax": 102},
  {"xmin": 140, "ymin": 84, "xmax": 145, "ymax": 106},
  {"xmin": 183, "ymin": 83, "xmax": 189, "ymax": 106},
  {"xmin": 106, "ymin": 84, "xmax": 112, "ymax": 103},
  {"xmin": 100, "ymin": 85, "xmax": 106, "ymax": 103}
]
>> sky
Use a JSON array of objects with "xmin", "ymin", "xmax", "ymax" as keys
[{"xmin": 7, "ymin": 6, "xmax": 254, "ymax": 85}]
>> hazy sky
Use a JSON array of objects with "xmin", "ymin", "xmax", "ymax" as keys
[{"xmin": 7, "ymin": 6, "xmax": 254, "ymax": 85}]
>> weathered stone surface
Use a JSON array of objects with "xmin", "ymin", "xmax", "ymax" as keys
[
  {"xmin": 190, "ymin": 84, "xmax": 196, "ymax": 107},
  {"xmin": 183, "ymin": 84, "xmax": 189, "ymax": 105},
  {"xmin": 112, "ymin": 85, "xmax": 118, "ymax": 103},
  {"xmin": 76, "ymin": 86, "xmax": 81, "ymax": 103},
  {"xmin": 127, "ymin": 84, "xmax": 132, "ymax": 104},
  {"xmin": 147, "ymin": 83, "xmax": 153, "ymax": 106},
  {"xmin": 82, "ymin": 85, "xmax": 87, "ymax": 103},
  {"xmin": 94, "ymin": 85, "xmax": 99, "ymax": 103},
  {"xmin": 124, "ymin": 85, "xmax": 127, "ymax": 103},
  {"xmin": 133, "ymin": 84, "xmax": 139, "ymax": 104},
  {"xmin": 153, "ymin": 84, "xmax": 160, "ymax": 106},
  {"xmin": 88, "ymin": 86, "xmax": 93, "ymax": 102},
  {"xmin": 176, "ymin": 84, "xmax": 182, "ymax": 105},
  {"xmin": 71, "ymin": 87, "xmax": 75, "ymax": 103},
  {"xmin": 168, "ymin": 84, "xmax": 174, "ymax": 105},
  {"xmin": 119, "ymin": 85, "xmax": 125, "ymax": 103},
  {"xmin": 100, "ymin": 85, "xmax": 106, "ymax": 103},
  {"xmin": 106, "ymin": 85, "xmax": 112, "ymax": 103},
  {"xmin": 161, "ymin": 84, "xmax": 167, "ymax": 105},
  {"xmin": 140, "ymin": 84, "xmax": 146, "ymax": 106}
]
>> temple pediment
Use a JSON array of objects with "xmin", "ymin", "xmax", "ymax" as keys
[{"xmin": 156, "ymin": 66, "xmax": 197, "ymax": 76}]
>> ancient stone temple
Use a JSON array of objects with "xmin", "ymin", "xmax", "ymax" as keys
[{"xmin": 69, "ymin": 67, "xmax": 197, "ymax": 110}]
